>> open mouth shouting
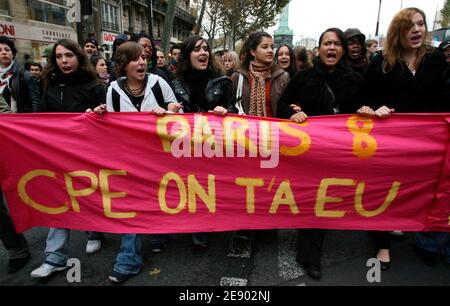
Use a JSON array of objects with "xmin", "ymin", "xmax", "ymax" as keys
[
  {"xmin": 61, "ymin": 66, "xmax": 74, "ymax": 74},
  {"xmin": 135, "ymin": 66, "xmax": 146, "ymax": 78},
  {"xmin": 195, "ymin": 56, "xmax": 209, "ymax": 69},
  {"xmin": 409, "ymin": 34, "xmax": 423, "ymax": 47},
  {"xmin": 350, "ymin": 48, "xmax": 361, "ymax": 59},
  {"xmin": 325, "ymin": 52, "xmax": 337, "ymax": 64},
  {"xmin": 278, "ymin": 58, "xmax": 289, "ymax": 68}
]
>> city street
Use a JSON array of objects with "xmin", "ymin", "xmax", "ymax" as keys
[{"xmin": 1, "ymin": 228, "xmax": 449, "ymax": 286}]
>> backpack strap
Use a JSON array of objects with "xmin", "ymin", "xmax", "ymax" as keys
[
  {"xmin": 112, "ymin": 88, "xmax": 120, "ymax": 112},
  {"xmin": 151, "ymin": 80, "xmax": 165, "ymax": 108}
]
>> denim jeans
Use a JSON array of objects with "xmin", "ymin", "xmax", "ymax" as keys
[
  {"xmin": 113, "ymin": 234, "xmax": 143, "ymax": 275},
  {"xmin": 415, "ymin": 232, "xmax": 450, "ymax": 263},
  {"xmin": 43, "ymin": 228, "xmax": 70, "ymax": 267},
  {"xmin": 0, "ymin": 191, "xmax": 29, "ymax": 259}
]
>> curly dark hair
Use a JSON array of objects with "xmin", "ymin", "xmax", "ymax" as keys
[
  {"xmin": 0, "ymin": 36, "xmax": 17, "ymax": 57},
  {"xmin": 41, "ymin": 39, "xmax": 99, "ymax": 89}
]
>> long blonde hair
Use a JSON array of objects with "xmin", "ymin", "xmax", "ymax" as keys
[{"xmin": 383, "ymin": 7, "xmax": 428, "ymax": 73}]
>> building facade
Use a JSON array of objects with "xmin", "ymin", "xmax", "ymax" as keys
[
  {"xmin": 0, "ymin": 0, "xmax": 78, "ymax": 65},
  {"xmin": 295, "ymin": 37, "xmax": 317, "ymax": 50},
  {"xmin": 0, "ymin": 0, "xmax": 195, "ymax": 63}
]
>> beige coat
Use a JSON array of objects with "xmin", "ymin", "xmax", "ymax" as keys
[{"xmin": 0, "ymin": 95, "xmax": 11, "ymax": 113}]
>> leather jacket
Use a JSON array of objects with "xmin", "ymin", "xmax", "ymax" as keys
[{"xmin": 171, "ymin": 76, "xmax": 232, "ymax": 113}]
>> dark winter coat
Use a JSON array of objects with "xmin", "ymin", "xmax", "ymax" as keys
[
  {"xmin": 277, "ymin": 60, "xmax": 363, "ymax": 119},
  {"xmin": 171, "ymin": 75, "xmax": 232, "ymax": 113},
  {"xmin": 7, "ymin": 61, "xmax": 41, "ymax": 113},
  {"xmin": 39, "ymin": 70, "xmax": 106, "ymax": 112},
  {"xmin": 362, "ymin": 52, "xmax": 448, "ymax": 112}
]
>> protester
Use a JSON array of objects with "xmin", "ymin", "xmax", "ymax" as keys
[
  {"xmin": 109, "ymin": 33, "xmax": 129, "ymax": 81},
  {"xmin": 366, "ymin": 39, "xmax": 379, "ymax": 62},
  {"xmin": 156, "ymin": 49, "xmax": 175, "ymax": 81},
  {"xmin": 169, "ymin": 43, "xmax": 181, "ymax": 73},
  {"xmin": 90, "ymin": 41, "xmax": 177, "ymax": 283},
  {"xmin": 166, "ymin": 36, "xmax": 232, "ymax": 255},
  {"xmin": 358, "ymin": 8, "xmax": 449, "ymax": 270},
  {"xmin": 222, "ymin": 50, "xmax": 240, "ymax": 77},
  {"xmin": 228, "ymin": 31, "xmax": 290, "ymax": 249},
  {"xmin": 230, "ymin": 31, "xmax": 289, "ymax": 117},
  {"xmin": 344, "ymin": 28, "xmax": 368, "ymax": 74},
  {"xmin": 29, "ymin": 62, "xmax": 43, "ymax": 78},
  {"xmin": 0, "ymin": 36, "xmax": 40, "ymax": 274},
  {"xmin": 277, "ymin": 28, "xmax": 363, "ymax": 279},
  {"xmin": 294, "ymin": 46, "xmax": 313, "ymax": 71},
  {"xmin": 0, "ymin": 94, "xmax": 31, "ymax": 274},
  {"xmin": 0, "ymin": 36, "xmax": 41, "ymax": 113},
  {"xmin": 413, "ymin": 39, "xmax": 450, "ymax": 267},
  {"xmin": 275, "ymin": 44, "xmax": 297, "ymax": 78},
  {"xmin": 134, "ymin": 32, "xmax": 169, "ymax": 82},
  {"xmin": 90, "ymin": 55, "xmax": 110, "ymax": 85},
  {"xmin": 30, "ymin": 39, "xmax": 106, "ymax": 278},
  {"xmin": 83, "ymin": 36, "xmax": 99, "ymax": 58}
]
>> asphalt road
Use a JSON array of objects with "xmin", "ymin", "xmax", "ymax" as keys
[{"xmin": 0, "ymin": 227, "xmax": 449, "ymax": 286}]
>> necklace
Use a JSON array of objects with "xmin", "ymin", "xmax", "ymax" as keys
[{"xmin": 125, "ymin": 81, "xmax": 145, "ymax": 96}]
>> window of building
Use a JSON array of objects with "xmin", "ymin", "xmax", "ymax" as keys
[
  {"xmin": 101, "ymin": 2, "xmax": 120, "ymax": 32},
  {"xmin": 141, "ymin": 12, "xmax": 145, "ymax": 31},
  {"xmin": 0, "ymin": 2, "xmax": 10, "ymax": 16},
  {"xmin": 27, "ymin": 0, "xmax": 73, "ymax": 27}
]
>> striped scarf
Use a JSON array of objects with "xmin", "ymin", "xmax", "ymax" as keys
[{"xmin": 249, "ymin": 61, "xmax": 271, "ymax": 117}]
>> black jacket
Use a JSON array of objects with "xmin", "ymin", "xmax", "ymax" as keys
[
  {"xmin": 171, "ymin": 75, "xmax": 232, "ymax": 113},
  {"xmin": 7, "ymin": 62, "xmax": 41, "ymax": 113},
  {"xmin": 362, "ymin": 52, "xmax": 448, "ymax": 112},
  {"xmin": 277, "ymin": 60, "xmax": 363, "ymax": 119},
  {"xmin": 39, "ymin": 70, "xmax": 106, "ymax": 112}
]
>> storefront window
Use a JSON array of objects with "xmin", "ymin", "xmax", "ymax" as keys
[
  {"xmin": 0, "ymin": 2, "xmax": 10, "ymax": 16},
  {"xmin": 28, "ymin": 0, "xmax": 74, "ymax": 27}
]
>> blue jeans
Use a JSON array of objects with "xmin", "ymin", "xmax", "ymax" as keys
[
  {"xmin": 44, "ymin": 228, "xmax": 70, "ymax": 267},
  {"xmin": 113, "ymin": 234, "xmax": 143, "ymax": 275},
  {"xmin": 44, "ymin": 228, "xmax": 105, "ymax": 267},
  {"xmin": 415, "ymin": 232, "xmax": 450, "ymax": 263}
]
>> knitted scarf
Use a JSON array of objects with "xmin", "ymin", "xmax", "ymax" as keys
[
  {"xmin": 0, "ymin": 61, "xmax": 14, "ymax": 95},
  {"xmin": 249, "ymin": 61, "xmax": 272, "ymax": 116}
]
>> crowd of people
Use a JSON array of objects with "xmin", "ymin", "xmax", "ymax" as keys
[{"xmin": 0, "ymin": 7, "xmax": 449, "ymax": 283}]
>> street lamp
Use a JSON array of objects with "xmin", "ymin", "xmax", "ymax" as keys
[{"xmin": 375, "ymin": 0, "xmax": 382, "ymax": 37}]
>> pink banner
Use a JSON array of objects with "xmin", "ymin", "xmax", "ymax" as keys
[{"xmin": 0, "ymin": 113, "xmax": 449, "ymax": 233}]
